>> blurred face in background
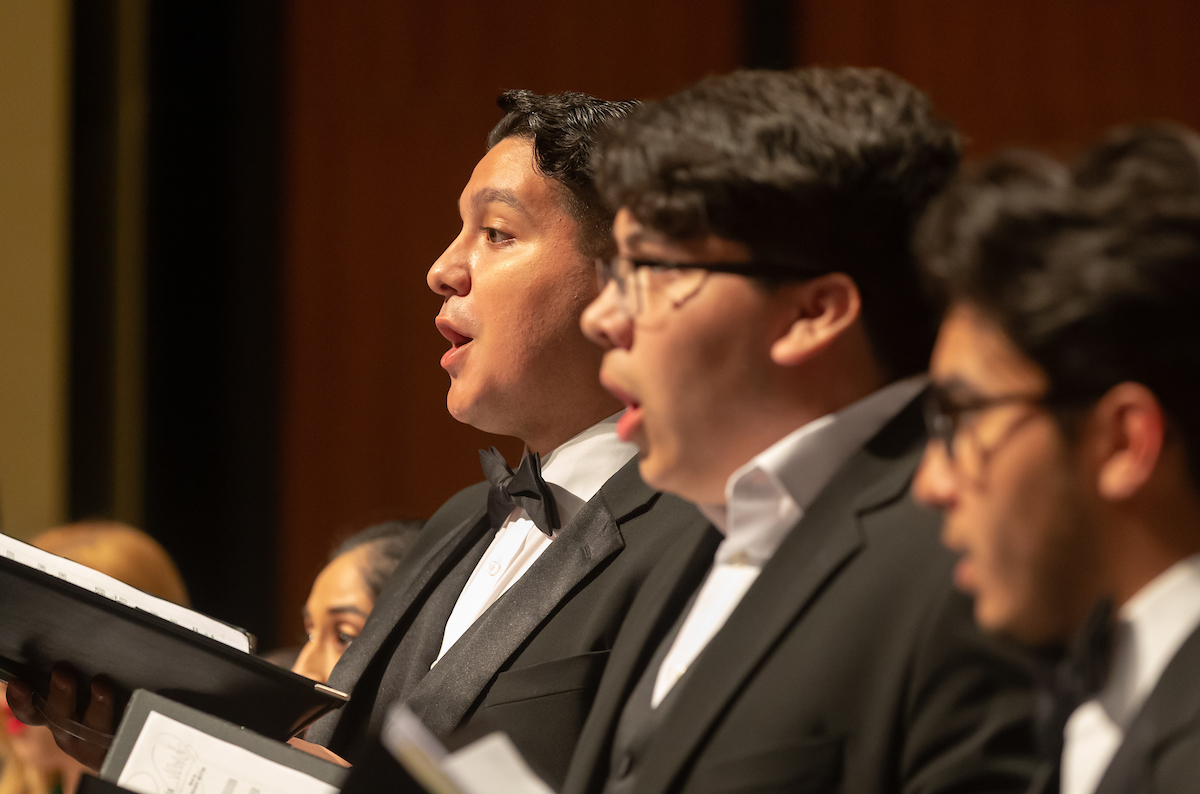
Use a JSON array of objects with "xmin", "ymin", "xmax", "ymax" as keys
[
  {"xmin": 2, "ymin": 681, "xmax": 78, "ymax": 774},
  {"xmin": 913, "ymin": 305, "xmax": 1099, "ymax": 646},
  {"xmin": 292, "ymin": 546, "xmax": 377, "ymax": 683}
]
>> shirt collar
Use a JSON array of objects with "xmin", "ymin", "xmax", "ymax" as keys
[
  {"xmin": 702, "ymin": 376, "xmax": 927, "ymax": 566},
  {"xmin": 1099, "ymin": 553, "xmax": 1200, "ymax": 726},
  {"xmin": 534, "ymin": 412, "xmax": 638, "ymax": 527}
]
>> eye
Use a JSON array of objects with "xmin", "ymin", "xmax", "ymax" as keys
[
  {"xmin": 337, "ymin": 631, "xmax": 357, "ymax": 647},
  {"xmin": 483, "ymin": 227, "xmax": 514, "ymax": 244}
]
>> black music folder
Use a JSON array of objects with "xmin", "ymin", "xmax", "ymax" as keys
[
  {"xmin": 99, "ymin": 690, "xmax": 346, "ymax": 793},
  {"xmin": 0, "ymin": 542, "xmax": 347, "ymax": 740}
]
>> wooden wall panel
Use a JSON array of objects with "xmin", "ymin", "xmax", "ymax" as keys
[
  {"xmin": 798, "ymin": 0, "xmax": 1200, "ymax": 157},
  {"xmin": 278, "ymin": 1, "xmax": 739, "ymax": 636}
]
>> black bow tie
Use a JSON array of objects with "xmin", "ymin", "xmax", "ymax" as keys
[
  {"xmin": 1036, "ymin": 597, "xmax": 1115, "ymax": 758},
  {"xmin": 479, "ymin": 447, "xmax": 560, "ymax": 537}
]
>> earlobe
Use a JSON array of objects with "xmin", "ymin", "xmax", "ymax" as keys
[
  {"xmin": 770, "ymin": 273, "xmax": 862, "ymax": 366},
  {"xmin": 1095, "ymin": 383, "xmax": 1166, "ymax": 501}
]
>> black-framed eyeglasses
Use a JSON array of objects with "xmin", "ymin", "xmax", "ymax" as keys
[
  {"xmin": 923, "ymin": 384, "xmax": 1052, "ymax": 462},
  {"xmin": 595, "ymin": 255, "xmax": 802, "ymax": 319}
]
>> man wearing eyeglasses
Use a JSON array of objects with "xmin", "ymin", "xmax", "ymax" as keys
[
  {"xmin": 913, "ymin": 125, "xmax": 1200, "ymax": 793},
  {"xmin": 564, "ymin": 68, "xmax": 1038, "ymax": 794}
]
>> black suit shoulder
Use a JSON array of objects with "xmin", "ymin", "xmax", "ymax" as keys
[
  {"xmin": 564, "ymin": 401, "xmax": 1039, "ymax": 794},
  {"xmin": 1096, "ymin": 621, "xmax": 1200, "ymax": 794}
]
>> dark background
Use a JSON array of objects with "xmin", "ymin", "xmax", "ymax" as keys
[{"xmin": 66, "ymin": 0, "xmax": 1200, "ymax": 648}]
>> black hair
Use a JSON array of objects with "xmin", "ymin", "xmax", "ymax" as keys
[
  {"xmin": 592, "ymin": 67, "xmax": 961, "ymax": 379},
  {"xmin": 330, "ymin": 519, "xmax": 425, "ymax": 599},
  {"xmin": 487, "ymin": 89, "xmax": 639, "ymax": 260},
  {"xmin": 917, "ymin": 123, "xmax": 1200, "ymax": 483}
]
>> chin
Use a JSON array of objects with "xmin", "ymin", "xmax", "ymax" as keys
[{"xmin": 977, "ymin": 600, "xmax": 1055, "ymax": 647}]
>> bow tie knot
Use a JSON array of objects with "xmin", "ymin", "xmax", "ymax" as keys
[
  {"xmin": 479, "ymin": 447, "xmax": 560, "ymax": 537},
  {"xmin": 1036, "ymin": 597, "xmax": 1115, "ymax": 758}
]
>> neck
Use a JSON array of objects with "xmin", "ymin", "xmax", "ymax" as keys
[
  {"xmin": 522, "ymin": 397, "xmax": 622, "ymax": 455},
  {"xmin": 1098, "ymin": 477, "xmax": 1200, "ymax": 611},
  {"xmin": 680, "ymin": 377, "xmax": 889, "ymax": 507},
  {"xmin": 60, "ymin": 762, "xmax": 85, "ymax": 794}
]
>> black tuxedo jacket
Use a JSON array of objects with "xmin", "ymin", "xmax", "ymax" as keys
[
  {"xmin": 305, "ymin": 457, "xmax": 707, "ymax": 789},
  {"xmin": 563, "ymin": 401, "xmax": 1039, "ymax": 794},
  {"xmin": 1027, "ymin": 620, "xmax": 1200, "ymax": 794}
]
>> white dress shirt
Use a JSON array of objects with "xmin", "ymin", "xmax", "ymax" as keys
[
  {"xmin": 1061, "ymin": 553, "xmax": 1200, "ymax": 794},
  {"xmin": 650, "ymin": 376, "xmax": 927, "ymax": 707},
  {"xmin": 434, "ymin": 413, "xmax": 638, "ymax": 663}
]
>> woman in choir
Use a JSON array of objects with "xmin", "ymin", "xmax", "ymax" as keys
[{"xmin": 290, "ymin": 520, "xmax": 423, "ymax": 684}]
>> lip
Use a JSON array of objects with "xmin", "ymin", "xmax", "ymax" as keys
[
  {"xmin": 601, "ymin": 376, "xmax": 645, "ymax": 442},
  {"xmin": 952, "ymin": 555, "xmax": 976, "ymax": 593},
  {"xmin": 435, "ymin": 316, "xmax": 475, "ymax": 371},
  {"xmin": 4, "ymin": 714, "xmax": 24, "ymax": 736}
]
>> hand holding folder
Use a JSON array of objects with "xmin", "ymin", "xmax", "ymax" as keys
[
  {"xmin": 0, "ymin": 533, "xmax": 348, "ymax": 771},
  {"xmin": 6, "ymin": 666, "xmax": 118, "ymax": 771}
]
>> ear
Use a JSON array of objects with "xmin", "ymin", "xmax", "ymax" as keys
[
  {"xmin": 770, "ymin": 273, "xmax": 862, "ymax": 367},
  {"xmin": 1091, "ymin": 382, "xmax": 1167, "ymax": 501}
]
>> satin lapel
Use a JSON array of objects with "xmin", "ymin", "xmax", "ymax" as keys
[
  {"xmin": 598, "ymin": 456, "xmax": 661, "ymax": 524},
  {"xmin": 1094, "ymin": 623, "xmax": 1200, "ymax": 794},
  {"xmin": 308, "ymin": 502, "xmax": 491, "ymax": 744},
  {"xmin": 405, "ymin": 488, "xmax": 628, "ymax": 736},
  {"xmin": 636, "ymin": 404, "xmax": 926, "ymax": 794}
]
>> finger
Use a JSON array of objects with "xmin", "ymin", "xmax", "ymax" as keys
[
  {"xmin": 45, "ymin": 664, "xmax": 80, "ymax": 722},
  {"xmin": 82, "ymin": 675, "xmax": 116, "ymax": 736},
  {"xmin": 5, "ymin": 679, "xmax": 48, "ymax": 726},
  {"xmin": 287, "ymin": 737, "xmax": 351, "ymax": 767}
]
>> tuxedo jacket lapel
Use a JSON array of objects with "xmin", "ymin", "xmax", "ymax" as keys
[
  {"xmin": 635, "ymin": 408, "xmax": 924, "ymax": 794},
  {"xmin": 307, "ymin": 500, "xmax": 491, "ymax": 746},
  {"xmin": 405, "ymin": 458, "xmax": 658, "ymax": 737},
  {"xmin": 1094, "ymin": 623, "xmax": 1200, "ymax": 794},
  {"xmin": 565, "ymin": 520, "xmax": 723, "ymax": 794}
]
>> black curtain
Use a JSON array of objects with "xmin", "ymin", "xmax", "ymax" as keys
[{"xmin": 70, "ymin": 0, "xmax": 285, "ymax": 647}]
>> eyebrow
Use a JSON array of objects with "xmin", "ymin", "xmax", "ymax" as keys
[
  {"xmin": 469, "ymin": 187, "xmax": 530, "ymax": 218},
  {"xmin": 326, "ymin": 605, "xmax": 369, "ymax": 618}
]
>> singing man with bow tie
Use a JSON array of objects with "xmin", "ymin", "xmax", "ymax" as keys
[
  {"xmin": 292, "ymin": 90, "xmax": 709, "ymax": 787},
  {"xmin": 913, "ymin": 123, "xmax": 1200, "ymax": 793}
]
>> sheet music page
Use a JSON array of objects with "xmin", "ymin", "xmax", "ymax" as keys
[
  {"xmin": 442, "ymin": 733, "xmax": 555, "ymax": 794},
  {"xmin": 382, "ymin": 705, "xmax": 553, "ymax": 794},
  {"xmin": 0, "ymin": 533, "xmax": 250, "ymax": 652},
  {"xmin": 115, "ymin": 711, "xmax": 337, "ymax": 794}
]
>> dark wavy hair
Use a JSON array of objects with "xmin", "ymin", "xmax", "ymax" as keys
[
  {"xmin": 330, "ymin": 519, "xmax": 425, "ymax": 599},
  {"xmin": 487, "ymin": 89, "xmax": 639, "ymax": 259},
  {"xmin": 917, "ymin": 123, "xmax": 1200, "ymax": 482},
  {"xmin": 593, "ymin": 67, "xmax": 961, "ymax": 379}
]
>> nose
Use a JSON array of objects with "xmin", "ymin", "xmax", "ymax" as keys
[
  {"xmin": 291, "ymin": 641, "xmax": 330, "ymax": 684},
  {"xmin": 428, "ymin": 229, "xmax": 471, "ymax": 298},
  {"xmin": 581, "ymin": 281, "xmax": 634, "ymax": 351},
  {"xmin": 912, "ymin": 439, "xmax": 958, "ymax": 511}
]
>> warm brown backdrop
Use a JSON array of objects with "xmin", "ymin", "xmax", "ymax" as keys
[
  {"xmin": 277, "ymin": 0, "xmax": 1200, "ymax": 635},
  {"xmin": 279, "ymin": 0, "xmax": 740, "ymax": 631}
]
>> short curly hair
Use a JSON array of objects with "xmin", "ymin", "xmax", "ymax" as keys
[
  {"xmin": 487, "ymin": 89, "xmax": 638, "ymax": 259},
  {"xmin": 917, "ymin": 123, "xmax": 1200, "ymax": 483}
]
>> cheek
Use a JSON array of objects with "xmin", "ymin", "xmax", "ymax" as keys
[{"xmin": 969, "ymin": 453, "xmax": 1086, "ymax": 637}]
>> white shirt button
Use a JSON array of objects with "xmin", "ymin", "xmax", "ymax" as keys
[{"xmin": 485, "ymin": 560, "xmax": 502, "ymax": 576}]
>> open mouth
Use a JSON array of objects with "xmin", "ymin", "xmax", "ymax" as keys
[
  {"xmin": 602, "ymin": 378, "xmax": 645, "ymax": 442},
  {"xmin": 436, "ymin": 318, "xmax": 474, "ymax": 369}
]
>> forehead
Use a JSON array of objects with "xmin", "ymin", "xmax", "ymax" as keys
[
  {"xmin": 932, "ymin": 304, "xmax": 1046, "ymax": 392},
  {"xmin": 310, "ymin": 548, "xmax": 372, "ymax": 605},
  {"xmin": 613, "ymin": 207, "xmax": 751, "ymax": 262},
  {"xmin": 461, "ymin": 136, "xmax": 565, "ymax": 218}
]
